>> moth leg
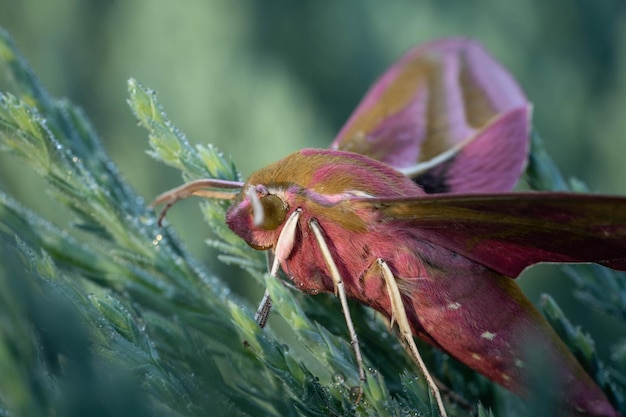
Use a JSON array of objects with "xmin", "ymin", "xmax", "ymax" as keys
[
  {"xmin": 254, "ymin": 251, "xmax": 306, "ymax": 329},
  {"xmin": 377, "ymin": 259, "xmax": 448, "ymax": 417},
  {"xmin": 309, "ymin": 219, "xmax": 367, "ymax": 399},
  {"xmin": 270, "ymin": 209, "xmax": 301, "ymax": 276},
  {"xmin": 267, "ymin": 249, "xmax": 304, "ymax": 292},
  {"xmin": 254, "ymin": 288, "xmax": 273, "ymax": 329},
  {"xmin": 252, "ymin": 251, "xmax": 276, "ymax": 329},
  {"xmin": 253, "ymin": 273, "xmax": 305, "ymax": 329},
  {"xmin": 253, "ymin": 273, "xmax": 314, "ymax": 330},
  {"xmin": 250, "ymin": 209, "xmax": 303, "ymax": 329}
]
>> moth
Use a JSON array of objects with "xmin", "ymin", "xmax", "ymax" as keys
[{"xmin": 153, "ymin": 39, "xmax": 625, "ymax": 417}]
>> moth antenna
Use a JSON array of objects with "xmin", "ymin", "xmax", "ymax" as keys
[
  {"xmin": 156, "ymin": 200, "xmax": 175, "ymax": 227},
  {"xmin": 378, "ymin": 259, "xmax": 448, "ymax": 417},
  {"xmin": 246, "ymin": 185, "xmax": 265, "ymax": 227},
  {"xmin": 151, "ymin": 179, "xmax": 243, "ymax": 226},
  {"xmin": 309, "ymin": 219, "xmax": 367, "ymax": 400}
]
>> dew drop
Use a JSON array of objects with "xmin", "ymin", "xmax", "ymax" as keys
[
  {"xmin": 136, "ymin": 318, "xmax": 146, "ymax": 332},
  {"xmin": 152, "ymin": 233, "xmax": 163, "ymax": 246},
  {"xmin": 139, "ymin": 216, "xmax": 155, "ymax": 226},
  {"xmin": 348, "ymin": 386, "xmax": 362, "ymax": 402},
  {"xmin": 332, "ymin": 373, "xmax": 345, "ymax": 385}
]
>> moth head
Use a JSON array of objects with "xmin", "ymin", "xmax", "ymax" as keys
[
  {"xmin": 225, "ymin": 183, "xmax": 291, "ymax": 250},
  {"xmin": 152, "ymin": 149, "xmax": 423, "ymax": 251}
]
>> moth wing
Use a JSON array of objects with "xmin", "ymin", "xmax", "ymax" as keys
[
  {"xmin": 407, "ymin": 106, "xmax": 530, "ymax": 193},
  {"xmin": 358, "ymin": 193, "xmax": 626, "ymax": 277},
  {"xmin": 331, "ymin": 38, "xmax": 530, "ymax": 194}
]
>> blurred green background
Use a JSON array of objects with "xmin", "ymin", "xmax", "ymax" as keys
[{"xmin": 1, "ymin": 0, "xmax": 625, "ymax": 359}]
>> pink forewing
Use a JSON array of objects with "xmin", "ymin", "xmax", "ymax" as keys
[{"xmin": 361, "ymin": 192, "xmax": 626, "ymax": 277}]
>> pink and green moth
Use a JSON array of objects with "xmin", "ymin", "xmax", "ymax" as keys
[{"xmin": 153, "ymin": 39, "xmax": 625, "ymax": 417}]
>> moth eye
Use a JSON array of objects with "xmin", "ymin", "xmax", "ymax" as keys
[{"xmin": 258, "ymin": 194, "xmax": 287, "ymax": 230}]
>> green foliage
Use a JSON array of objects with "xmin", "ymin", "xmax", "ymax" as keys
[
  {"xmin": 0, "ymin": 27, "xmax": 624, "ymax": 417},
  {"xmin": 526, "ymin": 133, "xmax": 626, "ymax": 413}
]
